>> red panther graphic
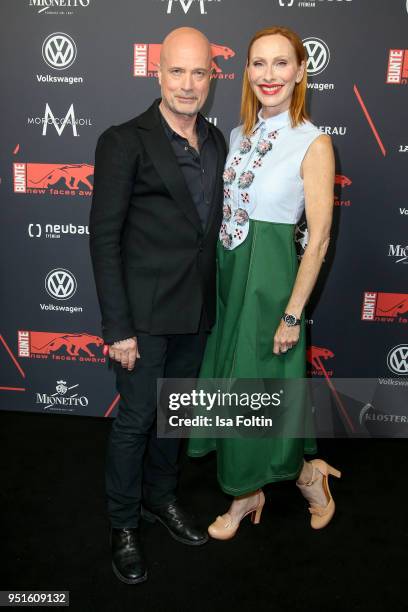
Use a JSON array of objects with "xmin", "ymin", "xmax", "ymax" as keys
[
  {"xmin": 146, "ymin": 43, "xmax": 235, "ymax": 74},
  {"xmin": 306, "ymin": 346, "xmax": 334, "ymax": 372},
  {"xmin": 27, "ymin": 163, "xmax": 94, "ymax": 190},
  {"xmin": 32, "ymin": 333, "xmax": 103, "ymax": 357}
]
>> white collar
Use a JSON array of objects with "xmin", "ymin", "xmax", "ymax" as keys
[{"xmin": 254, "ymin": 108, "xmax": 291, "ymax": 133}]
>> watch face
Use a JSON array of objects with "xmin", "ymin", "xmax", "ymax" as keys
[{"xmin": 285, "ymin": 314, "xmax": 296, "ymax": 326}]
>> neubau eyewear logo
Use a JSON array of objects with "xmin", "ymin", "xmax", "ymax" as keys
[
  {"xmin": 279, "ymin": 0, "xmax": 351, "ymax": 6},
  {"xmin": 28, "ymin": 222, "xmax": 89, "ymax": 239},
  {"xmin": 303, "ymin": 37, "xmax": 330, "ymax": 76},
  {"xmin": 42, "ymin": 33, "xmax": 76, "ymax": 69}
]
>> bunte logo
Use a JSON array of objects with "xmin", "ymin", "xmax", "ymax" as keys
[
  {"xmin": 13, "ymin": 163, "xmax": 93, "ymax": 195},
  {"xmin": 133, "ymin": 43, "xmax": 235, "ymax": 79},
  {"xmin": 18, "ymin": 331, "xmax": 105, "ymax": 363},
  {"xmin": 386, "ymin": 49, "xmax": 408, "ymax": 85},
  {"xmin": 362, "ymin": 292, "xmax": 408, "ymax": 324}
]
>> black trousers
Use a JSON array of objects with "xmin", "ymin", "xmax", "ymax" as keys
[{"xmin": 105, "ymin": 325, "xmax": 208, "ymax": 528}]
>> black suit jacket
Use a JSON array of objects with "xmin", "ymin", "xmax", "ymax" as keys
[{"xmin": 89, "ymin": 99, "xmax": 227, "ymax": 344}]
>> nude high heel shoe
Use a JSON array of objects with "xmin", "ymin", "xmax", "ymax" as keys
[
  {"xmin": 208, "ymin": 489, "xmax": 265, "ymax": 540},
  {"xmin": 296, "ymin": 459, "xmax": 341, "ymax": 530}
]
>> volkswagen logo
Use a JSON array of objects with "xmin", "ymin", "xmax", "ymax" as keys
[
  {"xmin": 387, "ymin": 345, "xmax": 408, "ymax": 375},
  {"xmin": 303, "ymin": 37, "xmax": 331, "ymax": 76},
  {"xmin": 42, "ymin": 33, "xmax": 77, "ymax": 71},
  {"xmin": 45, "ymin": 268, "xmax": 77, "ymax": 300}
]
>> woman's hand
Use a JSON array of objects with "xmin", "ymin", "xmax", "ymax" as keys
[{"xmin": 273, "ymin": 320, "xmax": 300, "ymax": 355}]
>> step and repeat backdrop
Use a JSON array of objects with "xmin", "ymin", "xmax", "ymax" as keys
[{"xmin": 0, "ymin": 0, "xmax": 407, "ymax": 429}]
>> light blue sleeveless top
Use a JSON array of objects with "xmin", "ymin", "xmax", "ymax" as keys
[{"xmin": 220, "ymin": 109, "xmax": 323, "ymax": 250}]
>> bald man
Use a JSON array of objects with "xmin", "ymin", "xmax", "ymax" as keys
[{"xmin": 89, "ymin": 28, "xmax": 227, "ymax": 584}]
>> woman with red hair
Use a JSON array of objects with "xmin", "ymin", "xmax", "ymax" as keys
[{"xmin": 188, "ymin": 27, "xmax": 341, "ymax": 538}]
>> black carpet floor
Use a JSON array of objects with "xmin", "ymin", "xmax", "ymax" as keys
[{"xmin": 1, "ymin": 410, "xmax": 406, "ymax": 612}]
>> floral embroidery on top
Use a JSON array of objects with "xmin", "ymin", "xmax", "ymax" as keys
[
  {"xmin": 223, "ymin": 167, "xmax": 236, "ymax": 184},
  {"xmin": 223, "ymin": 203, "xmax": 232, "ymax": 220},
  {"xmin": 234, "ymin": 208, "xmax": 249, "ymax": 225},
  {"xmin": 220, "ymin": 116, "xmax": 288, "ymax": 250},
  {"xmin": 238, "ymin": 170, "xmax": 255, "ymax": 189},
  {"xmin": 221, "ymin": 233, "xmax": 232, "ymax": 249},
  {"xmin": 256, "ymin": 139, "xmax": 273, "ymax": 157},
  {"xmin": 239, "ymin": 138, "xmax": 252, "ymax": 154}
]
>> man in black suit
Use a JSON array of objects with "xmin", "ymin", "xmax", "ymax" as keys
[{"xmin": 89, "ymin": 27, "xmax": 226, "ymax": 584}]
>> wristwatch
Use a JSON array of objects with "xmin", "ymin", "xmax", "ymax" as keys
[{"xmin": 282, "ymin": 312, "xmax": 301, "ymax": 327}]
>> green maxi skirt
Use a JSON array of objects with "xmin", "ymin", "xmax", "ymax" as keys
[{"xmin": 187, "ymin": 219, "xmax": 317, "ymax": 495}]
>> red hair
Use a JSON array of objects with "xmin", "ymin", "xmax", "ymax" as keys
[{"xmin": 240, "ymin": 26, "xmax": 309, "ymax": 135}]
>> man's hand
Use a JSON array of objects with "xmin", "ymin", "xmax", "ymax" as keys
[{"xmin": 109, "ymin": 337, "xmax": 139, "ymax": 370}]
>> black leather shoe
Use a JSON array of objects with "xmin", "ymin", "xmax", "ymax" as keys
[
  {"xmin": 110, "ymin": 527, "xmax": 147, "ymax": 584},
  {"xmin": 141, "ymin": 501, "xmax": 208, "ymax": 546}
]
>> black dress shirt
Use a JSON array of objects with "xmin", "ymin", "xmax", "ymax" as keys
[{"xmin": 160, "ymin": 111, "xmax": 218, "ymax": 230}]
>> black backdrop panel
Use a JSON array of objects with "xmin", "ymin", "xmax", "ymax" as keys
[{"xmin": 0, "ymin": 0, "xmax": 406, "ymax": 424}]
